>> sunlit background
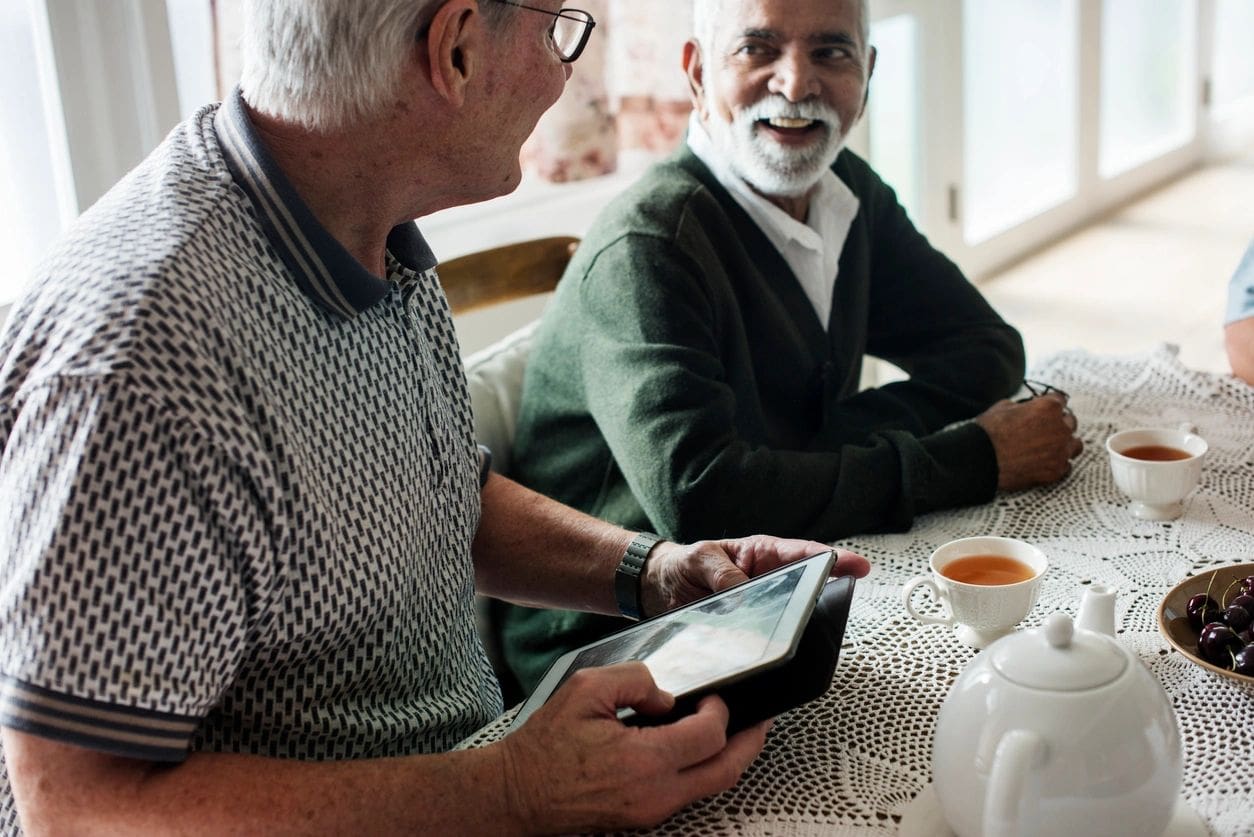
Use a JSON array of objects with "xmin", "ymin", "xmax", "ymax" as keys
[{"xmin": 2, "ymin": 0, "xmax": 1253, "ymax": 316}]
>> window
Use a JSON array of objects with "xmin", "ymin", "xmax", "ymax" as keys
[
  {"xmin": 1098, "ymin": 0, "xmax": 1197, "ymax": 178},
  {"xmin": 0, "ymin": 2, "xmax": 73, "ymax": 306},
  {"xmin": 165, "ymin": 0, "xmax": 218, "ymax": 119},
  {"xmin": 867, "ymin": 14, "xmax": 922, "ymax": 229},
  {"xmin": 1213, "ymin": 0, "xmax": 1254, "ymax": 111},
  {"xmin": 962, "ymin": 0, "xmax": 1079, "ymax": 244}
]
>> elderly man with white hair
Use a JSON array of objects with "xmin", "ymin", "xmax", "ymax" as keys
[
  {"xmin": 501, "ymin": 0, "xmax": 1083, "ymax": 691},
  {"xmin": 0, "ymin": 0, "xmax": 871, "ymax": 832}
]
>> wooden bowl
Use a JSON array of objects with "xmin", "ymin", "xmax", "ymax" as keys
[{"xmin": 1157, "ymin": 563, "xmax": 1254, "ymax": 685}]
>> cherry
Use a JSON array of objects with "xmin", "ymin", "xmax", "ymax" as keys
[
  {"xmin": 1232, "ymin": 644, "xmax": 1254, "ymax": 677},
  {"xmin": 1187, "ymin": 594, "xmax": 1222, "ymax": 631},
  {"xmin": 1226, "ymin": 604, "xmax": 1253, "ymax": 633},
  {"xmin": 1198, "ymin": 623, "xmax": 1244, "ymax": 667},
  {"xmin": 1229, "ymin": 593, "xmax": 1254, "ymax": 613}
]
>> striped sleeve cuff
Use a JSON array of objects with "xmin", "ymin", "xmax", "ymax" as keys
[{"xmin": 0, "ymin": 676, "xmax": 198, "ymax": 762}]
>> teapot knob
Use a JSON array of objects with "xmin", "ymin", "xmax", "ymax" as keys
[{"xmin": 1044, "ymin": 613, "xmax": 1073, "ymax": 648}]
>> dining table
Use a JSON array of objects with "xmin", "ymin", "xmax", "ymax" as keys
[{"xmin": 462, "ymin": 343, "xmax": 1254, "ymax": 836}]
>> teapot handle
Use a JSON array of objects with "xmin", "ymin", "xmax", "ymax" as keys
[{"xmin": 984, "ymin": 729, "xmax": 1047, "ymax": 837}]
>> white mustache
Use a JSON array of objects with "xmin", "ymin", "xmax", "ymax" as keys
[{"xmin": 740, "ymin": 96, "xmax": 841, "ymax": 128}]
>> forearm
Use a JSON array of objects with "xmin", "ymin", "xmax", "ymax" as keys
[
  {"xmin": 1225, "ymin": 319, "xmax": 1254, "ymax": 386},
  {"xmin": 852, "ymin": 318, "xmax": 1024, "ymax": 437},
  {"xmin": 5, "ymin": 728, "xmax": 529, "ymax": 836},
  {"xmin": 643, "ymin": 424, "xmax": 994, "ymax": 542},
  {"xmin": 473, "ymin": 472, "xmax": 633, "ymax": 615}
]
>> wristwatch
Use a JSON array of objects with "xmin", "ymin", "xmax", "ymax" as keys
[{"xmin": 615, "ymin": 531, "xmax": 662, "ymax": 620}]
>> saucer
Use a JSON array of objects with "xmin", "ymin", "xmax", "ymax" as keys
[{"xmin": 898, "ymin": 783, "xmax": 1207, "ymax": 837}]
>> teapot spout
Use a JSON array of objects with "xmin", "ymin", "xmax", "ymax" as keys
[{"xmin": 1077, "ymin": 583, "xmax": 1117, "ymax": 636}]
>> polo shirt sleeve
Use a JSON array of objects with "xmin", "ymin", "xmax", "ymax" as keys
[
  {"xmin": 0, "ymin": 376, "xmax": 250, "ymax": 762},
  {"xmin": 1224, "ymin": 240, "xmax": 1254, "ymax": 325}
]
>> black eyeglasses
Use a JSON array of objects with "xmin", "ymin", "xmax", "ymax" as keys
[
  {"xmin": 1017, "ymin": 379, "xmax": 1070, "ymax": 402},
  {"xmin": 496, "ymin": 0, "xmax": 596, "ymax": 63}
]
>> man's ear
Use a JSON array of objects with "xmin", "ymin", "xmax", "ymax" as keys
[
  {"xmin": 682, "ymin": 40, "xmax": 707, "ymax": 119},
  {"xmin": 425, "ymin": 0, "xmax": 481, "ymax": 107}
]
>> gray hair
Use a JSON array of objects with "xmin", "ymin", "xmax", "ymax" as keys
[
  {"xmin": 692, "ymin": 0, "xmax": 869, "ymax": 54},
  {"xmin": 241, "ymin": 0, "xmax": 515, "ymax": 132}
]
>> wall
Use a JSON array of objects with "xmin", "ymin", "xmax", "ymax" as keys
[{"xmin": 422, "ymin": 160, "xmax": 655, "ymax": 356}]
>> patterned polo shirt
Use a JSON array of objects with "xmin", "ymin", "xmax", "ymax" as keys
[{"xmin": 0, "ymin": 89, "xmax": 502, "ymax": 831}]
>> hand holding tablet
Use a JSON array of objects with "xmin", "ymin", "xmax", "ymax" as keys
[{"xmin": 510, "ymin": 550, "xmax": 856, "ymax": 733}]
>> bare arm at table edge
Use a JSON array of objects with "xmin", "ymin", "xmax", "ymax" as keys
[
  {"xmin": 4, "ymin": 664, "xmax": 770, "ymax": 835},
  {"xmin": 472, "ymin": 471, "xmax": 869, "ymax": 619},
  {"xmin": 1226, "ymin": 317, "xmax": 1254, "ymax": 387}
]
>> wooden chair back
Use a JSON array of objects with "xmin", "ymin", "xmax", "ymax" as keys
[
  {"xmin": 437, "ymin": 235, "xmax": 579, "ymax": 315},
  {"xmin": 438, "ymin": 236, "xmax": 580, "ymax": 706}
]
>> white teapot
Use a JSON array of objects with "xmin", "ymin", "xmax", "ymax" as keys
[{"xmin": 931, "ymin": 584, "xmax": 1182, "ymax": 837}]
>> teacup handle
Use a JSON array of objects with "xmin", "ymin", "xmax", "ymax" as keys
[{"xmin": 902, "ymin": 576, "xmax": 953, "ymax": 626}]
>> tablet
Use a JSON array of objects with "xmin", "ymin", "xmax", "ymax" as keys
[{"xmin": 510, "ymin": 550, "xmax": 851, "ymax": 732}]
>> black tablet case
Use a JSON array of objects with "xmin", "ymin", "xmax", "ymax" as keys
[{"xmin": 623, "ymin": 575, "xmax": 856, "ymax": 734}]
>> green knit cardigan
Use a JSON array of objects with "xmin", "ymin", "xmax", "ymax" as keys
[{"xmin": 501, "ymin": 146, "xmax": 1024, "ymax": 691}]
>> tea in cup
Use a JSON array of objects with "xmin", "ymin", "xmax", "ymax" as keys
[
  {"xmin": 1106, "ymin": 424, "xmax": 1207, "ymax": 520},
  {"xmin": 902, "ymin": 536, "xmax": 1047, "ymax": 649}
]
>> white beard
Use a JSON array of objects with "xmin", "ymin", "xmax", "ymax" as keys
[{"xmin": 706, "ymin": 94, "xmax": 847, "ymax": 198}]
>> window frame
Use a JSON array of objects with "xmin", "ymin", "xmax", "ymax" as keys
[{"xmin": 849, "ymin": 0, "xmax": 1229, "ymax": 282}]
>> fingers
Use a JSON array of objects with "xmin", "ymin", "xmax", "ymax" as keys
[
  {"xmin": 983, "ymin": 390, "xmax": 1086, "ymax": 490},
  {"xmin": 713, "ymin": 539, "xmax": 870, "ymax": 584},
  {"xmin": 645, "ymin": 697, "xmax": 766, "ymax": 803},
  {"xmin": 832, "ymin": 548, "xmax": 871, "ymax": 579},
  {"xmin": 1047, "ymin": 396, "xmax": 1083, "ymax": 458},
  {"xmin": 640, "ymin": 694, "xmax": 732, "ymax": 767},
  {"xmin": 507, "ymin": 672, "xmax": 761, "ymax": 832},
  {"xmin": 716, "ymin": 535, "xmax": 827, "ymax": 574},
  {"xmin": 673, "ymin": 714, "xmax": 769, "ymax": 801},
  {"xmin": 554, "ymin": 662, "xmax": 673, "ymax": 719}
]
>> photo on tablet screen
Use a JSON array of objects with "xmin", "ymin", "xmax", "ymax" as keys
[{"xmin": 554, "ymin": 564, "xmax": 807, "ymax": 698}]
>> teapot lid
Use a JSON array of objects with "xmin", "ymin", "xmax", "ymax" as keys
[{"xmin": 991, "ymin": 613, "xmax": 1127, "ymax": 691}]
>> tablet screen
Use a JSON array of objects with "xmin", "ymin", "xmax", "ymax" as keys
[{"xmin": 554, "ymin": 563, "xmax": 808, "ymax": 698}]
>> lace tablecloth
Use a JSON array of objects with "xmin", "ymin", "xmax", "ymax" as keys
[{"xmin": 464, "ymin": 345, "xmax": 1254, "ymax": 836}]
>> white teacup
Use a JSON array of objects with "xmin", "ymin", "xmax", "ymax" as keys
[
  {"xmin": 1105, "ymin": 424, "xmax": 1207, "ymax": 521},
  {"xmin": 902, "ymin": 536, "xmax": 1048, "ymax": 649}
]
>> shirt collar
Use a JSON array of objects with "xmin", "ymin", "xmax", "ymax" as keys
[
  {"xmin": 214, "ymin": 87, "xmax": 436, "ymax": 319},
  {"xmin": 685, "ymin": 112, "xmax": 856, "ymax": 254}
]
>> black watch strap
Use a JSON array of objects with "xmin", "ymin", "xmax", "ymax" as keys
[{"xmin": 615, "ymin": 532, "xmax": 661, "ymax": 620}]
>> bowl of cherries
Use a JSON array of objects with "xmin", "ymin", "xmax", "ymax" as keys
[{"xmin": 1158, "ymin": 564, "xmax": 1254, "ymax": 686}]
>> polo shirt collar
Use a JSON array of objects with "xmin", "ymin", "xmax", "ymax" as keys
[{"xmin": 214, "ymin": 87, "xmax": 436, "ymax": 319}]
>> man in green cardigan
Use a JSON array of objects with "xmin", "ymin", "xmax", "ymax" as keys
[{"xmin": 501, "ymin": 0, "xmax": 1082, "ymax": 691}]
